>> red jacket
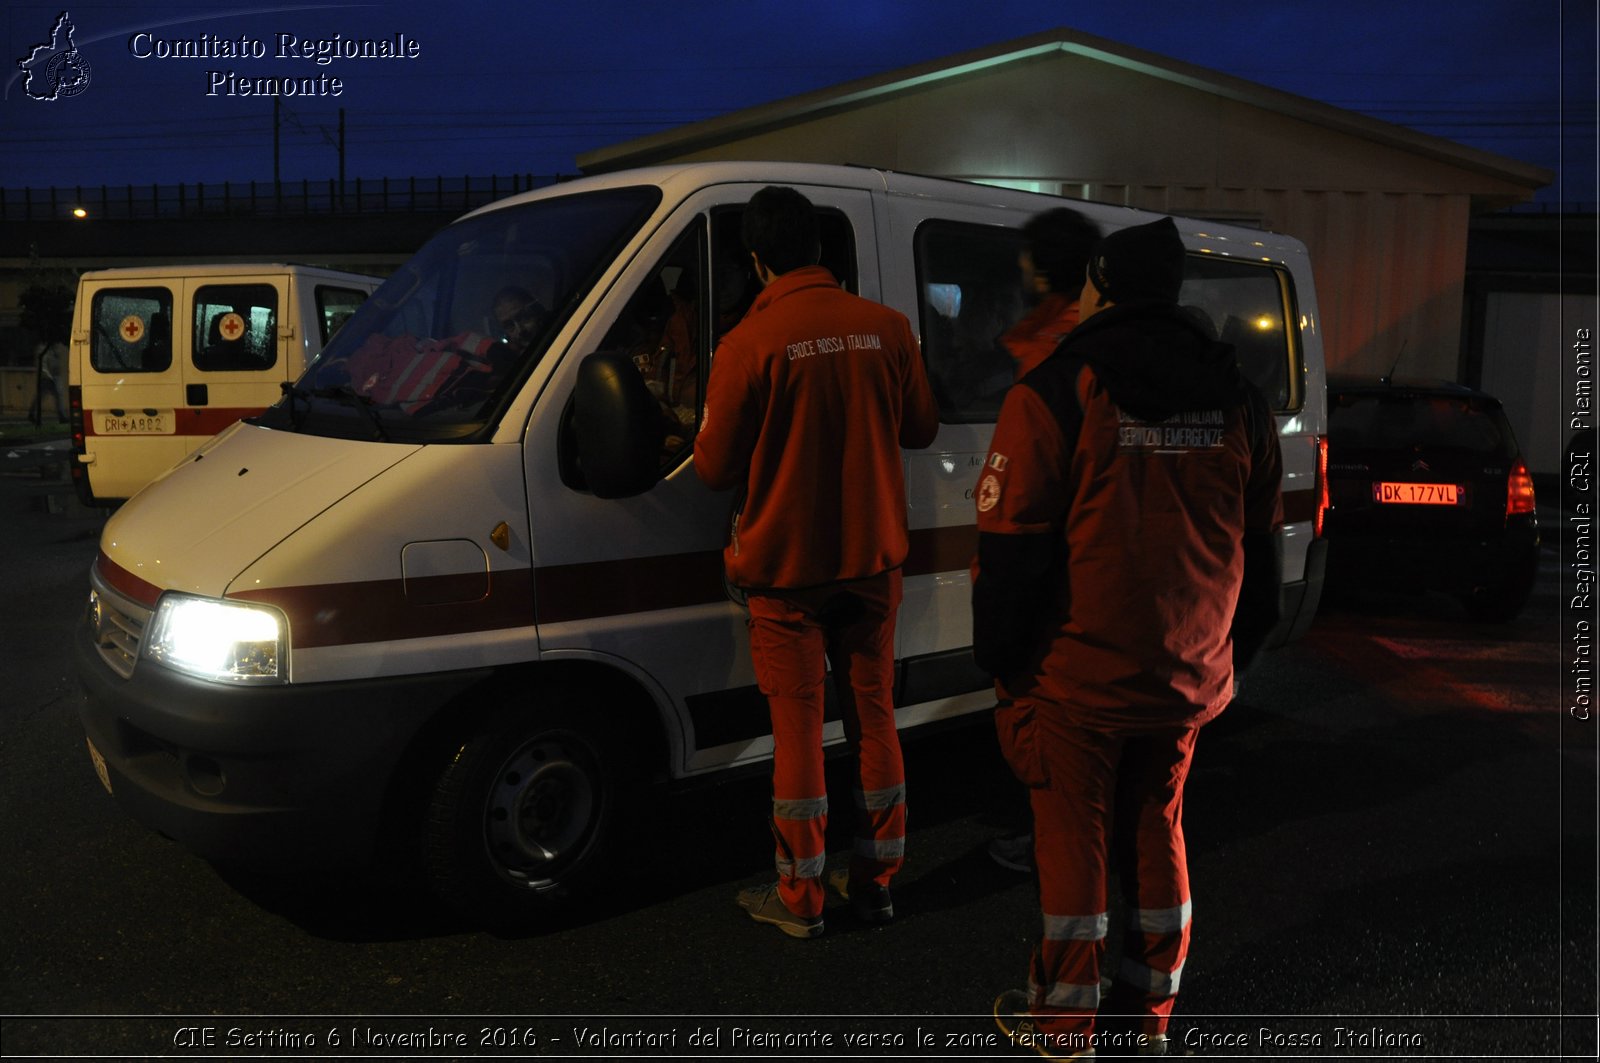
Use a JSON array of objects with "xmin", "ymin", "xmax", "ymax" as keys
[
  {"xmin": 972, "ymin": 304, "xmax": 1283, "ymax": 729},
  {"xmin": 694, "ymin": 266, "xmax": 939, "ymax": 590},
  {"xmin": 1001, "ymin": 292, "xmax": 1080, "ymax": 379}
]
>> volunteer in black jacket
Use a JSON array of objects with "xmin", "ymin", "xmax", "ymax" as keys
[{"xmin": 975, "ymin": 217, "xmax": 1283, "ymax": 1058}]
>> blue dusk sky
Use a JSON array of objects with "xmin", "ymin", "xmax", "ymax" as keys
[{"xmin": 1, "ymin": 1, "xmax": 1593, "ymax": 209}]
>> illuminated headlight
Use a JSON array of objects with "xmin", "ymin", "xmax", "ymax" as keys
[{"xmin": 143, "ymin": 594, "xmax": 286, "ymax": 683}]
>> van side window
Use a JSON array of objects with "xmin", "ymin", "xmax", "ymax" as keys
[
  {"xmin": 315, "ymin": 286, "xmax": 369, "ymax": 344},
  {"xmin": 709, "ymin": 209, "xmax": 760, "ymax": 346},
  {"xmin": 817, "ymin": 211, "xmax": 859, "ymax": 294},
  {"xmin": 599, "ymin": 220, "xmax": 708, "ymax": 466},
  {"xmin": 913, "ymin": 221, "xmax": 1027, "ymax": 423},
  {"xmin": 193, "ymin": 284, "xmax": 279, "ymax": 372},
  {"xmin": 91, "ymin": 288, "xmax": 173, "ymax": 373},
  {"xmin": 708, "ymin": 206, "xmax": 859, "ymax": 345},
  {"xmin": 1178, "ymin": 258, "xmax": 1298, "ymax": 412}
]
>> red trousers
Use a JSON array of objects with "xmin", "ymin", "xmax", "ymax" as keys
[
  {"xmin": 746, "ymin": 570, "xmax": 906, "ymax": 918},
  {"xmin": 998, "ymin": 698, "xmax": 1198, "ymax": 1045}
]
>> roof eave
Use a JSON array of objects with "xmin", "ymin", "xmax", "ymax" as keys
[{"xmin": 576, "ymin": 26, "xmax": 1551, "ymax": 197}]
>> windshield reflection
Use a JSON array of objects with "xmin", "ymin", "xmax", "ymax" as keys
[{"xmin": 256, "ymin": 185, "xmax": 661, "ymax": 443}]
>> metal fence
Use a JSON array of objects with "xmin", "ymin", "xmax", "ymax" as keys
[
  {"xmin": 2, "ymin": 176, "xmax": 1588, "ymax": 223},
  {"xmin": 0, "ymin": 174, "xmax": 568, "ymax": 221}
]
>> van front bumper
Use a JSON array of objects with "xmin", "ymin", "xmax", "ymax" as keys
[{"xmin": 74, "ymin": 614, "xmax": 492, "ymax": 867}]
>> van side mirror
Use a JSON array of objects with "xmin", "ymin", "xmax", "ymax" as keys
[{"xmin": 559, "ymin": 351, "xmax": 664, "ymax": 499}]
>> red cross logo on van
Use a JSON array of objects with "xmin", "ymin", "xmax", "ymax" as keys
[
  {"xmin": 219, "ymin": 313, "xmax": 246, "ymax": 341},
  {"xmin": 119, "ymin": 315, "xmax": 144, "ymax": 343}
]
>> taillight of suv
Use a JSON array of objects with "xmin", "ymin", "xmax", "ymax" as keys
[{"xmin": 1505, "ymin": 459, "xmax": 1536, "ymax": 518}]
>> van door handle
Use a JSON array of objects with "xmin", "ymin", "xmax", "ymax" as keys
[{"xmin": 187, "ymin": 384, "xmax": 209, "ymax": 406}]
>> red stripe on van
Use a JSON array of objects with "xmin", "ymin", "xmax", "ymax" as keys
[
  {"xmin": 95, "ymin": 552, "xmax": 164, "ymax": 608},
  {"xmin": 530, "ymin": 525, "xmax": 985, "ymax": 625},
  {"xmin": 906, "ymin": 523, "xmax": 978, "ymax": 577},
  {"xmin": 102, "ymin": 489, "xmax": 1315, "ymax": 649},
  {"xmin": 230, "ymin": 569, "xmax": 537, "ymax": 649},
  {"xmin": 178, "ymin": 408, "xmax": 264, "ymax": 435},
  {"xmin": 533, "ymin": 550, "xmax": 728, "ymax": 624}
]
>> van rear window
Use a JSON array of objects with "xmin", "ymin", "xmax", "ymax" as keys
[
  {"xmin": 193, "ymin": 284, "xmax": 279, "ymax": 371},
  {"xmin": 91, "ymin": 288, "xmax": 173, "ymax": 373},
  {"xmin": 1178, "ymin": 256, "xmax": 1299, "ymax": 411}
]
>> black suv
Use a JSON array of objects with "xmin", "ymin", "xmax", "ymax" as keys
[{"xmin": 1324, "ymin": 376, "xmax": 1540, "ymax": 622}]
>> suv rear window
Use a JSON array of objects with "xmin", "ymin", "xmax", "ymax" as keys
[{"xmin": 1330, "ymin": 393, "xmax": 1516, "ymax": 458}]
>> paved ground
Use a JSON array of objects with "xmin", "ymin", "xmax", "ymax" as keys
[{"xmin": 1, "ymin": 425, "xmax": 1594, "ymax": 1060}]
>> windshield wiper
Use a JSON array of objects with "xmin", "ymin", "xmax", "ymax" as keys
[
  {"xmin": 312, "ymin": 384, "xmax": 389, "ymax": 441},
  {"xmin": 278, "ymin": 381, "xmax": 310, "ymax": 431}
]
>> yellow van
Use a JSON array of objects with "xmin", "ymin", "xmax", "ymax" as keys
[{"xmin": 68, "ymin": 263, "xmax": 382, "ymax": 503}]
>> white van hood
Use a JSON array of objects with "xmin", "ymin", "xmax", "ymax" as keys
[{"xmin": 100, "ymin": 422, "xmax": 420, "ymax": 599}]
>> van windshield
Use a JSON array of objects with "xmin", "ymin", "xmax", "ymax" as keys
[{"xmin": 257, "ymin": 185, "xmax": 662, "ymax": 443}]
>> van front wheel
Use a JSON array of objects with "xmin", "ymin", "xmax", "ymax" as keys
[{"xmin": 422, "ymin": 697, "xmax": 620, "ymax": 925}]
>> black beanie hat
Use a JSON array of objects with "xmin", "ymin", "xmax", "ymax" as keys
[{"xmin": 1087, "ymin": 216, "xmax": 1185, "ymax": 304}]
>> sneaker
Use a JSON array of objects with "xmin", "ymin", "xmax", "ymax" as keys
[
  {"xmin": 993, "ymin": 990, "xmax": 1095, "ymax": 1059},
  {"xmin": 989, "ymin": 831, "xmax": 1035, "ymax": 873},
  {"xmin": 825, "ymin": 867, "xmax": 893, "ymax": 924},
  {"xmin": 735, "ymin": 883, "xmax": 822, "ymax": 939}
]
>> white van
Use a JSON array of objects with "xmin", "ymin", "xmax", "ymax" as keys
[
  {"xmin": 68, "ymin": 263, "xmax": 382, "ymax": 503},
  {"xmin": 75, "ymin": 164, "xmax": 1327, "ymax": 923}
]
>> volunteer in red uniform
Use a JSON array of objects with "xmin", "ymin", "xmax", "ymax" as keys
[
  {"xmin": 1001, "ymin": 208, "xmax": 1100, "ymax": 380},
  {"xmin": 977, "ymin": 217, "xmax": 1283, "ymax": 1057},
  {"xmin": 989, "ymin": 207, "xmax": 1100, "ymax": 876},
  {"xmin": 694, "ymin": 186, "xmax": 939, "ymax": 939}
]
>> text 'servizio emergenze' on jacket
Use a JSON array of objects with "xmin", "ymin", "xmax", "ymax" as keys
[{"xmin": 972, "ymin": 300, "xmax": 1284, "ymax": 730}]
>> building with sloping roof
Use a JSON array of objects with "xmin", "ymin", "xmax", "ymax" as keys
[{"xmin": 579, "ymin": 27, "xmax": 1552, "ymax": 384}]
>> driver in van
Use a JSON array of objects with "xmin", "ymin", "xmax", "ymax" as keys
[
  {"xmin": 635, "ymin": 276, "xmax": 700, "ymax": 450},
  {"xmin": 491, "ymin": 286, "xmax": 546, "ymax": 355},
  {"xmin": 345, "ymin": 286, "xmax": 544, "ymax": 412}
]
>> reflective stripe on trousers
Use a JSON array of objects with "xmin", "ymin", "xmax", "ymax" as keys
[
  {"xmin": 1026, "ymin": 714, "xmax": 1199, "ymax": 1043},
  {"xmin": 747, "ymin": 571, "xmax": 905, "ymax": 918},
  {"xmin": 772, "ymin": 796, "xmax": 828, "ymax": 883}
]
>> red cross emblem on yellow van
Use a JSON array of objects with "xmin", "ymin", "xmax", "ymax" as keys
[
  {"xmin": 219, "ymin": 313, "xmax": 245, "ymax": 341},
  {"xmin": 119, "ymin": 315, "xmax": 144, "ymax": 343}
]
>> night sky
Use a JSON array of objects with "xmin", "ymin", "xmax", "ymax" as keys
[{"xmin": 1, "ymin": 0, "xmax": 1593, "ymax": 209}]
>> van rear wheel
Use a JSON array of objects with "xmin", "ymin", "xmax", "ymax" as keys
[{"xmin": 422, "ymin": 694, "xmax": 622, "ymax": 926}]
